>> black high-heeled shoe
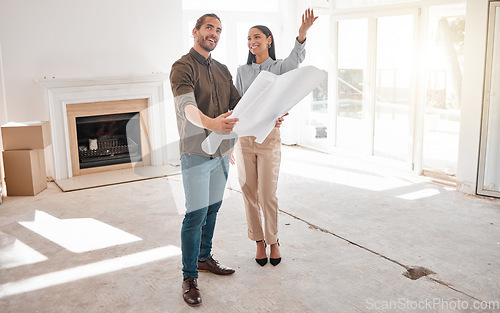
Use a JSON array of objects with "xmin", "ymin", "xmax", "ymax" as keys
[
  {"xmin": 270, "ymin": 240, "xmax": 281, "ymax": 266},
  {"xmin": 255, "ymin": 240, "xmax": 267, "ymax": 266}
]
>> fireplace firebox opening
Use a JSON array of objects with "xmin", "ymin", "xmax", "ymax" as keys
[{"xmin": 76, "ymin": 113, "xmax": 142, "ymax": 169}]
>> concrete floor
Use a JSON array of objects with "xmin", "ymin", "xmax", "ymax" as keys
[{"xmin": 0, "ymin": 145, "xmax": 499, "ymax": 313}]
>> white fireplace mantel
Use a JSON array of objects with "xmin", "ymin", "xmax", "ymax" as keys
[{"xmin": 36, "ymin": 73, "xmax": 171, "ymax": 180}]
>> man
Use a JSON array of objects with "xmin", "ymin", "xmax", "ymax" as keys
[{"xmin": 169, "ymin": 13, "xmax": 240, "ymax": 306}]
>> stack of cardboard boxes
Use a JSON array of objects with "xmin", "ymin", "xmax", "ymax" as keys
[{"xmin": 1, "ymin": 121, "xmax": 51, "ymax": 196}]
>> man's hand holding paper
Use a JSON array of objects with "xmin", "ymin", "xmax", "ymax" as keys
[{"xmin": 202, "ymin": 65, "xmax": 326, "ymax": 155}]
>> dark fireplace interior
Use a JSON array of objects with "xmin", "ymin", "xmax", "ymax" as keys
[{"xmin": 76, "ymin": 113, "xmax": 142, "ymax": 169}]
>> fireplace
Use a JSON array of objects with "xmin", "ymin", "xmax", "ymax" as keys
[
  {"xmin": 66, "ymin": 98, "xmax": 151, "ymax": 176},
  {"xmin": 76, "ymin": 113, "xmax": 142, "ymax": 169},
  {"xmin": 35, "ymin": 73, "xmax": 171, "ymax": 180}
]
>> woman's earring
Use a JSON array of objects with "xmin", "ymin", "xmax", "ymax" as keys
[{"xmin": 268, "ymin": 44, "xmax": 271, "ymax": 49}]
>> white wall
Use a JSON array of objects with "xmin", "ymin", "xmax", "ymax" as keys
[
  {"xmin": 456, "ymin": 0, "xmax": 489, "ymax": 194},
  {"xmin": 0, "ymin": 0, "xmax": 183, "ymax": 122}
]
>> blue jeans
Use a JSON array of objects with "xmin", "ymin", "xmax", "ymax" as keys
[{"xmin": 180, "ymin": 154, "xmax": 230, "ymax": 278}]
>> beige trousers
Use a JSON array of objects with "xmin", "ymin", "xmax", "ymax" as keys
[{"xmin": 234, "ymin": 128, "xmax": 281, "ymax": 245}]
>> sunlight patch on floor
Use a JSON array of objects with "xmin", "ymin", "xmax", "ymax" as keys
[
  {"xmin": 0, "ymin": 245, "xmax": 181, "ymax": 298},
  {"xmin": 19, "ymin": 211, "xmax": 142, "ymax": 253},
  {"xmin": 396, "ymin": 188, "xmax": 440, "ymax": 200},
  {"xmin": 0, "ymin": 239, "xmax": 48, "ymax": 269},
  {"xmin": 280, "ymin": 158, "xmax": 413, "ymax": 192}
]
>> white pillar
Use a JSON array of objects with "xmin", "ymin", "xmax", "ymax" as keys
[{"xmin": 456, "ymin": 0, "xmax": 489, "ymax": 194}]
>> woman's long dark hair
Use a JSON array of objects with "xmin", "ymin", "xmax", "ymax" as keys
[{"xmin": 246, "ymin": 25, "xmax": 276, "ymax": 65}]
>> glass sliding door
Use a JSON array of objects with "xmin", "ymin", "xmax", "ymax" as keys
[
  {"xmin": 478, "ymin": 2, "xmax": 500, "ymax": 197},
  {"xmin": 333, "ymin": 12, "xmax": 416, "ymax": 164},
  {"xmin": 422, "ymin": 4, "xmax": 465, "ymax": 176},
  {"xmin": 331, "ymin": 4, "xmax": 467, "ymax": 176},
  {"xmin": 336, "ymin": 19, "xmax": 369, "ymax": 152},
  {"xmin": 374, "ymin": 14, "xmax": 415, "ymax": 161}
]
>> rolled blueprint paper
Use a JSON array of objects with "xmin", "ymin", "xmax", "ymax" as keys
[{"xmin": 201, "ymin": 65, "xmax": 327, "ymax": 155}]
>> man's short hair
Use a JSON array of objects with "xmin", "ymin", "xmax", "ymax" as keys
[{"xmin": 195, "ymin": 13, "xmax": 221, "ymax": 30}]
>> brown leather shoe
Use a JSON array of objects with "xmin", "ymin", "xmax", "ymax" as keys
[
  {"xmin": 198, "ymin": 256, "xmax": 235, "ymax": 275},
  {"xmin": 182, "ymin": 277, "xmax": 201, "ymax": 306}
]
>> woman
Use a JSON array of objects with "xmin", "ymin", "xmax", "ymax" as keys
[{"xmin": 232, "ymin": 8, "xmax": 317, "ymax": 266}]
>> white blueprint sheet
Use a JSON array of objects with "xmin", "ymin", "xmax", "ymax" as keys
[{"xmin": 202, "ymin": 65, "xmax": 326, "ymax": 154}]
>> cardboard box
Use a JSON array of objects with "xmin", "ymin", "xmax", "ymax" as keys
[
  {"xmin": 0, "ymin": 149, "xmax": 4, "ymax": 203},
  {"xmin": 1, "ymin": 121, "xmax": 51, "ymax": 150},
  {"xmin": 3, "ymin": 149, "xmax": 47, "ymax": 196}
]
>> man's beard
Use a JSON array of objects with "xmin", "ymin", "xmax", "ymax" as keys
[{"xmin": 196, "ymin": 35, "xmax": 217, "ymax": 52}]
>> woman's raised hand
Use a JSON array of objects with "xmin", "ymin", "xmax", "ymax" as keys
[{"xmin": 298, "ymin": 8, "xmax": 318, "ymax": 43}]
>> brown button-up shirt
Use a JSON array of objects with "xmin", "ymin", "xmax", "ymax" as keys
[{"xmin": 170, "ymin": 48, "xmax": 240, "ymax": 157}]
